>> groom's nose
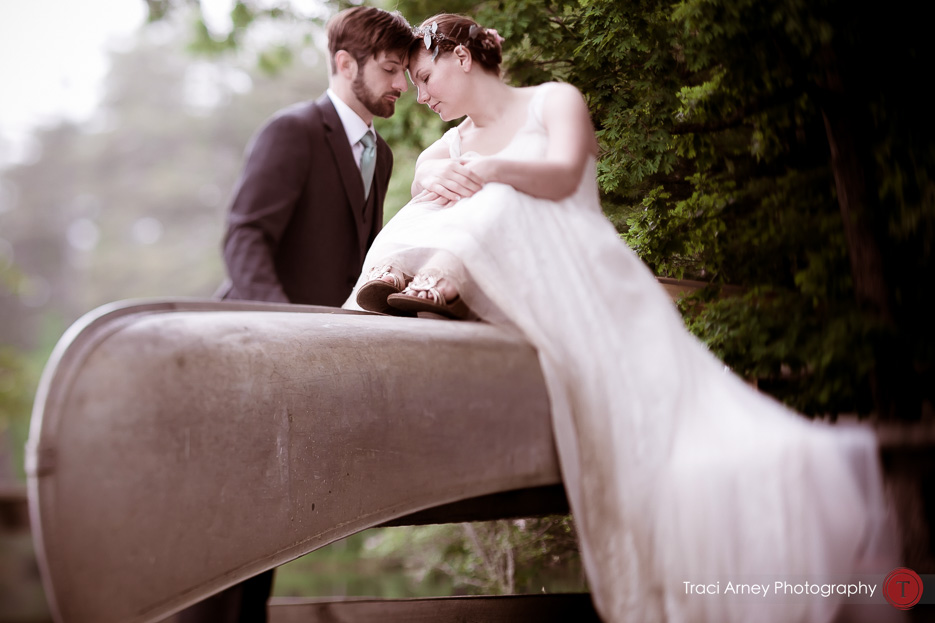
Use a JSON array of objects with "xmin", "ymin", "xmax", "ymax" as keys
[{"xmin": 392, "ymin": 71, "xmax": 408, "ymax": 93}]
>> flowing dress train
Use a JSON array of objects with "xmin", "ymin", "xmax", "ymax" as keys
[{"xmin": 343, "ymin": 83, "xmax": 897, "ymax": 623}]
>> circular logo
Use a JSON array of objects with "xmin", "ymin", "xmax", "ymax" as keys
[{"xmin": 883, "ymin": 567, "xmax": 923, "ymax": 610}]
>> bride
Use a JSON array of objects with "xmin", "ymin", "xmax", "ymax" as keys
[{"xmin": 344, "ymin": 13, "xmax": 898, "ymax": 623}]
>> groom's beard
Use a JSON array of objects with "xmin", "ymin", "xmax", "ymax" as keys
[{"xmin": 353, "ymin": 73, "xmax": 399, "ymax": 119}]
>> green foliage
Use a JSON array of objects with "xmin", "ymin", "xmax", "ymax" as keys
[
  {"xmin": 362, "ymin": 517, "xmax": 584, "ymax": 595},
  {"xmin": 0, "ymin": 347, "xmax": 32, "ymax": 442},
  {"xmin": 273, "ymin": 517, "xmax": 585, "ymax": 598},
  {"xmin": 0, "ymin": 264, "xmax": 30, "ymax": 481},
  {"xmin": 0, "ymin": 346, "xmax": 39, "ymax": 482},
  {"xmin": 0, "ymin": 262, "xmax": 60, "ymax": 481},
  {"xmin": 680, "ymin": 288, "xmax": 879, "ymax": 414},
  {"xmin": 147, "ymin": 1, "xmax": 323, "ymax": 74},
  {"xmin": 273, "ymin": 531, "xmax": 453, "ymax": 598}
]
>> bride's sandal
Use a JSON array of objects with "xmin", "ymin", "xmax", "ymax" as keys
[
  {"xmin": 386, "ymin": 273, "xmax": 470, "ymax": 320},
  {"xmin": 356, "ymin": 265, "xmax": 411, "ymax": 315}
]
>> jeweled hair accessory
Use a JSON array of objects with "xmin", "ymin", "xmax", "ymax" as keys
[
  {"xmin": 414, "ymin": 21, "xmax": 505, "ymax": 62},
  {"xmin": 414, "ymin": 21, "xmax": 446, "ymax": 61}
]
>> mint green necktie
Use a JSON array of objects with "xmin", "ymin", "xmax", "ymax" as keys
[{"xmin": 359, "ymin": 131, "xmax": 376, "ymax": 199}]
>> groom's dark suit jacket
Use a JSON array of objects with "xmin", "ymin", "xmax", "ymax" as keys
[{"xmin": 218, "ymin": 94, "xmax": 392, "ymax": 306}]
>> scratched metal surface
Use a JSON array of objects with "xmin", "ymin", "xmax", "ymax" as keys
[{"xmin": 25, "ymin": 300, "xmax": 559, "ymax": 623}]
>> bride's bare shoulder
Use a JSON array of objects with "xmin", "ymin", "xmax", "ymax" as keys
[
  {"xmin": 518, "ymin": 82, "xmax": 587, "ymax": 118},
  {"xmin": 538, "ymin": 82, "xmax": 598, "ymax": 153},
  {"xmin": 538, "ymin": 82, "xmax": 589, "ymax": 117},
  {"xmin": 539, "ymin": 81, "xmax": 585, "ymax": 103}
]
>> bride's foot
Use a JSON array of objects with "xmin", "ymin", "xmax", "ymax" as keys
[
  {"xmin": 386, "ymin": 272, "xmax": 470, "ymax": 320},
  {"xmin": 356, "ymin": 265, "xmax": 411, "ymax": 315}
]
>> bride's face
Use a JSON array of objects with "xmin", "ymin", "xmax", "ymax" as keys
[{"xmin": 408, "ymin": 49, "xmax": 468, "ymax": 121}]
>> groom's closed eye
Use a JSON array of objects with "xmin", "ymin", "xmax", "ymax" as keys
[{"xmin": 381, "ymin": 59, "xmax": 404, "ymax": 75}]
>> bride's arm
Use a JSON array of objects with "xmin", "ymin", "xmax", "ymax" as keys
[
  {"xmin": 410, "ymin": 138, "xmax": 483, "ymax": 201},
  {"xmin": 469, "ymin": 83, "xmax": 599, "ymax": 201}
]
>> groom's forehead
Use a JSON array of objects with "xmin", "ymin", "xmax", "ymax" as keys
[{"xmin": 372, "ymin": 49, "xmax": 408, "ymax": 67}]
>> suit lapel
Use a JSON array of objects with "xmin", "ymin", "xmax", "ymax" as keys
[
  {"xmin": 371, "ymin": 140, "xmax": 390, "ymax": 229},
  {"xmin": 317, "ymin": 96, "xmax": 367, "ymax": 234}
]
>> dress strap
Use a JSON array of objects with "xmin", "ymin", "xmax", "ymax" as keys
[
  {"xmin": 441, "ymin": 127, "xmax": 462, "ymax": 158},
  {"xmin": 530, "ymin": 82, "xmax": 560, "ymax": 129}
]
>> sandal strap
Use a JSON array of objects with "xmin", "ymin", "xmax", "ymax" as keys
[
  {"xmin": 366, "ymin": 264, "xmax": 402, "ymax": 289},
  {"xmin": 401, "ymin": 273, "xmax": 444, "ymax": 305}
]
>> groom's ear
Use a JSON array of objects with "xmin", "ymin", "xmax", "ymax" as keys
[{"xmin": 334, "ymin": 50, "xmax": 358, "ymax": 79}]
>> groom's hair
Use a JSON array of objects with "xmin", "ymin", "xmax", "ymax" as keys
[{"xmin": 327, "ymin": 6, "xmax": 412, "ymax": 74}]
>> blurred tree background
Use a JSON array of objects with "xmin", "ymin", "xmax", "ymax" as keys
[
  {"xmin": 2, "ymin": 0, "xmax": 933, "ymax": 608},
  {"xmin": 0, "ymin": 11, "xmax": 330, "ymax": 480}
]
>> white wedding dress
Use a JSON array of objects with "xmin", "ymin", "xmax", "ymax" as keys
[{"xmin": 343, "ymin": 83, "xmax": 897, "ymax": 622}]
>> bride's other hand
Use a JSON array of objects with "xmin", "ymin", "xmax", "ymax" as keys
[
  {"xmin": 412, "ymin": 189, "xmax": 456, "ymax": 207},
  {"xmin": 412, "ymin": 158, "xmax": 483, "ymax": 203},
  {"xmin": 461, "ymin": 158, "xmax": 498, "ymax": 186}
]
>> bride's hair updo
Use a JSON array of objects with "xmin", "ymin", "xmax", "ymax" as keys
[{"xmin": 411, "ymin": 14, "xmax": 504, "ymax": 75}]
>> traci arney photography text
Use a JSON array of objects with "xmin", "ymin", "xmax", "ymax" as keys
[{"xmin": 684, "ymin": 581, "xmax": 877, "ymax": 598}]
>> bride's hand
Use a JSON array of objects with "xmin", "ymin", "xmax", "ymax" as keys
[
  {"xmin": 412, "ymin": 189, "xmax": 457, "ymax": 207},
  {"xmin": 413, "ymin": 158, "xmax": 484, "ymax": 203},
  {"xmin": 462, "ymin": 158, "xmax": 499, "ymax": 186}
]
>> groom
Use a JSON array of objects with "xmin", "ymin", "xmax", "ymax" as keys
[
  {"xmin": 215, "ymin": 6, "xmax": 412, "ymax": 307},
  {"xmin": 191, "ymin": 7, "xmax": 413, "ymax": 623}
]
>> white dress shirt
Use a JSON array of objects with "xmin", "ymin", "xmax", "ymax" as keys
[{"xmin": 327, "ymin": 89, "xmax": 374, "ymax": 171}]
